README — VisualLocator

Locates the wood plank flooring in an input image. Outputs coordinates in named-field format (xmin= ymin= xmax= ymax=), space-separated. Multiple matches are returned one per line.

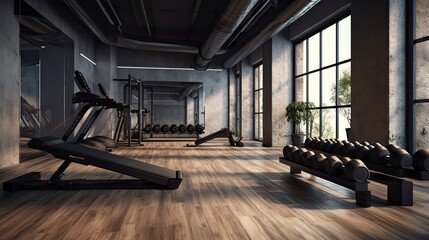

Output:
xmin=1 ymin=139 xmax=429 ymax=239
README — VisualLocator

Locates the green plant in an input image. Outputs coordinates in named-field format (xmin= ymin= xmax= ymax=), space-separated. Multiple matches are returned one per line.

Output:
xmin=285 ymin=101 xmax=316 ymax=135
xmin=330 ymin=69 xmax=351 ymax=125
xmin=194 ymin=112 xmax=199 ymax=125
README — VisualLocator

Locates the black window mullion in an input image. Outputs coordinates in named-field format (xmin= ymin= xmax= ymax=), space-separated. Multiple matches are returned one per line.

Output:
xmin=335 ymin=21 xmax=340 ymax=138
xmin=319 ymin=31 xmax=323 ymax=137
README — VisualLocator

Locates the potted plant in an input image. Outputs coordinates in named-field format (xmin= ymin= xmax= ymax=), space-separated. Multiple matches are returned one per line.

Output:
xmin=285 ymin=101 xmax=316 ymax=146
xmin=330 ymin=69 xmax=351 ymax=140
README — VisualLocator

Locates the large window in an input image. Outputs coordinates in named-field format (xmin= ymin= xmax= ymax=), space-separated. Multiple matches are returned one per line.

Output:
xmin=254 ymin=64 xmax=263 ymax=141
xmin=294 ymin=16 xmax=351 ymax=140
xmin=408 ymin=0 xmax=429 ymax=151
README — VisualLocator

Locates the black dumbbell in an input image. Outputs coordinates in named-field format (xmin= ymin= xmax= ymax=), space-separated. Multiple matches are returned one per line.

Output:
xmin=287 ymin=146 xmax=300 ymax=162
xmin=323 ymin=140 xmax=334 ymax=153
xmin=317 ymin=140 xmax=326 ymax=151
xmin=323 ymin=156 xmax=344 ymax=175
xmin=354 ymin=145 xmax=371 ymax=162
xmin=340 ymin=142 xmax=356 ymax=157
xmin=187 ymin=124 xmax=195 ymax=133
xmin=387 ymin=144 xmax=413 ymax=169
xmin=310 ymin=138 xmax=319 ymax=149
xmin=294 ymin=148 xmax=308 ymax=164
xmin=310 ymin=153 xmax=327 ymax=170
xmin=368 ymin=143 xmax=389 ymax=164
xmin=301 ymin=151 xmax=316 ymax=167
xmin=343 ymin=159 xmax=370 ymax=182
xmin=332 ymin=141 xmax=345 ymax=155
xmin=161 ymin=124 xmax=169 ymax=133
xmin=195 ymin=124 xmax=204 ymax=134
xmin=152 ymin=124 xmax=161 ymax=133
xmin=353 ymin=141 xmax=363 ymax=147
xmin=178 ymin=124 xmax=187 ymax=133
xmin=304 ymin=138 xmax=312 ymax=148
xmin=338 ymin=156 xmax=352 ymax=165
xmin=283 ymin=145 xmax=293 ymax=159
xmin=413 ymin=149 xmax=429 ymax=171
xmin=170 ymin=124 xmax=178 ymax=133
xmin=143 ymin=124 xmax=152 ymax=133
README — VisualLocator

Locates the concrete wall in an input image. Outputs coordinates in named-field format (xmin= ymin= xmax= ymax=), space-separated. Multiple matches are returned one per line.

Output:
xmin=117 ymin=49 xmax=228 ymax=135
xmin=239 ymin=58 xmax=254 ymax=140
xmin=0 ymin=0 xmax=20 ymax=168
xmin=415 ymin=0 xmax=429 ymax=149
xmin=262 ymin=34 xmax=294 ymax=147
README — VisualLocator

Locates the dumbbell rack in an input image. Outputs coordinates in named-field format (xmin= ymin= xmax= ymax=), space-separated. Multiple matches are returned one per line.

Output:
xmin=363 ymin=161 xmax=429 ymax=180
xmin=279 ymin=157 xmax=371 ymax=207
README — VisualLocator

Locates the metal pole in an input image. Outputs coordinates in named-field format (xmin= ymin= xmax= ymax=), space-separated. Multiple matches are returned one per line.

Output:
xmin=138 ymin=79 xmax=142 ymax=146
xmin=128 ymin=74 xmax=132 ymax=146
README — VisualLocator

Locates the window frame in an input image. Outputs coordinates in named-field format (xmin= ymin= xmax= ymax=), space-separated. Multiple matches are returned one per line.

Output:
xmin=293 ymin=15 xmax=352 ymax=139
xmin=253 ymin=63 xmax=263 ymax=141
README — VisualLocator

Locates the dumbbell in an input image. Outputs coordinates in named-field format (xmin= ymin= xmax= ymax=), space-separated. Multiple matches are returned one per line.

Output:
xmin=361 ymin=141 xmax=371 ymax=146
xmin=287 ymin=146 xmax=300 ymax=162
xmin=340 ymin=142 xmax=356 ymax=157
xmin=294 ymin=148 xmax=308 ymax=164
xmin=143 ymin=124 xmax=152 ymax=133
xmin=283 ymin=145 xmax=293 ymax=159
xmin=310 ymin=138 xmax=319 ymax=149
xmin=323 ymin=140 xmax=334 ymax=153
xmin=354 ymin=145 xmax=371 ymax=162
xmin=386 ymin=144 xmax=413 ymax=169
xmin=338 ymin=156 xmax=352 ymax=165
xmin=195 ymin=124 xmax=204 ymax=134
xmin=152 ymin=124 xmax=161 ymax=133
xmin=413 ymin=149 xmax=429 ymax=171
xmin=332 ymin=141 xmax=345 ymax=155
xmin=343 ymin=159 xmax=370 ymax=182
xmin=187 ymin=124 xmax=195 ymax=133
xmin=323 ymin=155 xmax=344 ymax=175
xmin=161 ymin=124 xmax=169 ymax=133
xmin=170 ymin=124 xmax=178 ymax=133
xmin=353 ymin=141 xmax=363 ymax=147
xmin=304 ymin=138 xmax=312 ymax=148
xmin=310 ymin=153 xmax=327 ymax=170
xmin=368 ymin=143 xmax=389 ymax=164
xmin=301 ymin=151 xmax=316 ymax=167
xmin=178 ymin=124 xmax=187 ymax=133
xmin=317 ymin=140 xmax=326 ymax=151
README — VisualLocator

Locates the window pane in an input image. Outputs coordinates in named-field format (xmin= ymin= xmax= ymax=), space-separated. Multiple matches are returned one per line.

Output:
xmin=259 ymin=90 xmax=263 ymax=112
xmin=254 ymin=91 xmax=259 ymax=113
xmin=295 ymin=76 xmax=307 ymax=102
xmin=254 ymin=68 xmax=259 ymax=90
xmin=338 ymin=62 xmax=351 ymax=105
xmin=308 ymin=33 xmax=320 ymax=71
xmin=416 ymin=42 xmax=429 ymax=99
xmin=259 ymin=114 xmax=263 ymax=141
xmin=338 ymin=16 xmax=351 ymax=61
xmin=416 ymin=0 xmax=429 ymax=39
xmin=309 ymin=109 xmax=320 ymax=137
xmin=254 ymin=114 xmax=258 ymax=139
xmin=259 ymin=65 xmax=263 ymax=89
xmin=322 ymin=24 xmax=336 ymax=67
xmin=295 ymin=41 xmax=307 ymax=75
xmin=322 ymin=67 xmax=336 ymax=106
xmin=322 ymin=109 xmax=336 ymax=139
xmin=338 ymin=107 xmax=351 ymax=140
xmin=416 ymin=103 xmax=429 ymax=149
xmin=308 ymin=72 xmax=320 ymax=107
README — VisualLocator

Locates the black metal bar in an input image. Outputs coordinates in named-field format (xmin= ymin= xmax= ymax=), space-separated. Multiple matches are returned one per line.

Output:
xmin=295 ymin=59 xmax=351 ymax=78
xmin=414 ymin=36 xmax=429 ymax=44
xmin=319 ymin=31 xmax=323 ymax=137
xmin=307 ymin=104 xmax=351 ymax=110
xmin=405 ymin=0 xmax=416 ymax=153
xmin=138 ymin=79 xmax=142 ymax=145
xmin=414 ymin=99 xmax=429 ymax=103
xmin=335 ymin=20 xmax=340 ymax=139
xmin=128 ymin=74 xmax=132 ymax=146
xmin=49 ymin=161 xmax=71 ymax=182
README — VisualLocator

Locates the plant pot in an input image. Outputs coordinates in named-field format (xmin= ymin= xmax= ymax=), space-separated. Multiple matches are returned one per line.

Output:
xmin=346 ymin=128 xmax=351 ymax=141
xmin=291 ymin=134 xmax=305 ymax=146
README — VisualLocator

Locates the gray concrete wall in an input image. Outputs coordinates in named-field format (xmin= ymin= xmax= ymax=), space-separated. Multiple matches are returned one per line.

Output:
xmin=262 ymin=34 xmax=294 ymax=147
xmin=351 ymin=0 xmax=390 ymax=144
xmin=117 ymin=49 xmax=228 ymax=135
xmin=0 ymin=0 xmax=20 ymax=168
xmin=239 ymin=58 xmax=254 ymax=140
xmin=415 ymin=0 xmax=429 ymax=149
xmin=388 ymin=0 xmax=406 ymax=147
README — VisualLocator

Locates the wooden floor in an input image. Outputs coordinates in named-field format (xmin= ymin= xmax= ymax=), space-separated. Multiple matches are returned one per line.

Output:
xmin=1 ymin=139 xmax=429 ymax=239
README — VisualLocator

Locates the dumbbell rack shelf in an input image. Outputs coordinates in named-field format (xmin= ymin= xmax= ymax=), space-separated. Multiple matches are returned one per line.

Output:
xmin=279 ymin=157 xmax=371 ymax=207
xmin=363 ymin=161 xmax=429 ymax=180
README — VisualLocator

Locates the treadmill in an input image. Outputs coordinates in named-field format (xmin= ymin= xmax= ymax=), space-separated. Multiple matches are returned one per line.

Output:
xmin=4 ymin=72 xmax=182 ymax=192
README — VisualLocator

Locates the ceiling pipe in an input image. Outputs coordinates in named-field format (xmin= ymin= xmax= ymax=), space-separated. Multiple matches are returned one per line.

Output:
xmin=222 ymin=0 xmax=321 ymax=69
xmin=194 ymin=0 xmax=259 ymax=70
xmin=63 ymin=0 xmax=214 ymax=54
